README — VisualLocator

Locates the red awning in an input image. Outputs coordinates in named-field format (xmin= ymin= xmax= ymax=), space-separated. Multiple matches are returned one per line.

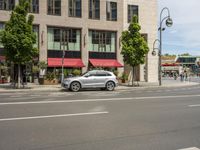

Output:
xmin=162 ymin=63 xmax=179 ymax=67
xmin=48 ymin=58 xmax=85 ymax=67
xmin=89 ymin=59 xmax=123 ymax=67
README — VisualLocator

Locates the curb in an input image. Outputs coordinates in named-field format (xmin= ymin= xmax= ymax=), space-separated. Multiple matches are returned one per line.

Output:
xmin=0 ymin=82 xmax=199 ymax=92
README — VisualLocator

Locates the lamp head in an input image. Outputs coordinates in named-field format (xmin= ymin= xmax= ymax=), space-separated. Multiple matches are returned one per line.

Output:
xmin=166 ymin=17 xmax=173 ymax=27
xmin=152 ymin=50 xmax=157 ymax=56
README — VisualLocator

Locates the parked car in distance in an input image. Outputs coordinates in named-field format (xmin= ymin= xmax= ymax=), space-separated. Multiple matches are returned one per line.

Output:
xmin=62 ymin=70 xmax=118 ymax=92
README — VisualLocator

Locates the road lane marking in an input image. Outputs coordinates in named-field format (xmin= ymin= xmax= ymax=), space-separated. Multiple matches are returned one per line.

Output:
xmin=188 ymin=104 xmax=200 ymax=107
xmin=0 ymin=111 xmax=109 ymax=122
xmin=178 ymin=147 xmax=200 ymax=150
xmin=0 ymin=94 xmax=200 ymax=106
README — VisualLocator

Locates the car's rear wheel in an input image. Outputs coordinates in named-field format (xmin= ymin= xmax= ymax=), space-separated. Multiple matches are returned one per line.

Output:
xmin=70 ymin=82 xmax=81 ymax=92
xmin=106 ymin=81 xmax=115 ymax=91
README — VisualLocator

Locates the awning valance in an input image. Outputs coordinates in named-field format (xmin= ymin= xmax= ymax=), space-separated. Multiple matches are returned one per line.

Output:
xmin=89 ymin=59 xmax=123 ymax=67
xmin=48 ymin=58 xmax=85 ymax=67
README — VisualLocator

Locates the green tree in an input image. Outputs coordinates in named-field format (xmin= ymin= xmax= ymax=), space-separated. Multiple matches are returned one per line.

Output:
xmin=0 ymin=0 xmax=38 ymax=88
xmin=121 ymin=16 xmax=149 ymax=86
xmin=180 ymin=53 xmax=190 ymax=56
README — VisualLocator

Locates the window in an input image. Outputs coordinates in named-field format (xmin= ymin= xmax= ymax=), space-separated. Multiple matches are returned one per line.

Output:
xmin=106 ymin=1 xmax=117 ymax=21
xmin=48 ymin=0 xmax=61 ymax=16
xmin=89 ymin=30 xmax=116 ymax=53
xmin=48 ymin=27 xmax=81 ymax=51
xmin=29 ymin=0 xmax=39 ymax=13
xmin=89 ymin=0 xmax=100 ymax=19
xmin=128 ymin=5 xmax=138 ymax=23
xmin=69 ymin=0 xmax=81 ymax=17
xmin=33 ymin=25 xmax=39 ymax=48
xmin=0 ymin=22 xmax=5 ymax=48
xmin=0 ymin=0 xmax=15 ymax=10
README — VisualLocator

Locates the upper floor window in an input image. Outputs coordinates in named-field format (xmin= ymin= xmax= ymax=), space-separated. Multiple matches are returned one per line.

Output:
xmin=69 ymin=0 xmax=81 ymax=17
xmin=29 ymin=0 xmax=39 ymax=13
xmin=128 ymin=5 xmax=138 ymax=23
xmin=106 ymin=1 xmax=117 ymax=21
xmin=48 ymin=0 xmax=61 ymax=16
xmin=89 ymin=0 xmax=100 ymax=19
xmin=0 ymin=0 xmax=15 ymax=11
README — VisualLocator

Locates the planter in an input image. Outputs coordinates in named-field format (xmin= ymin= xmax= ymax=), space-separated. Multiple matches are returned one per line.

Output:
xmin=39 ymin=78 xmax=44 ymax=85
xmin=121 ymin=79 xmax=126 ymax=83
xmin=43 ymin=79 xmax=59 ymax=85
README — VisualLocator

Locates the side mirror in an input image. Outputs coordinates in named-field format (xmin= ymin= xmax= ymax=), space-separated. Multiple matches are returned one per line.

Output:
xmin=84 ymin=75 xmax=89 ymax=78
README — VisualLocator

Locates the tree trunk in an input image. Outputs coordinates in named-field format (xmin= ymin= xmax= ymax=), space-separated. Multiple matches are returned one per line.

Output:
xmin=17 ymin=64 xmax=21 ymax=89
xmin=132 ymin=66 xmax=135 ymax=86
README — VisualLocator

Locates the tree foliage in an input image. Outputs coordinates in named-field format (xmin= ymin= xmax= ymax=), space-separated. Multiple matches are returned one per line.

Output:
xmin=164 ymin=53 xmax=176 ymax=57
xmin=121 ymin=16 xmax=149 ymax=67
xmin=0 ymin=0 xmax=38 ymax=64
xmin=121 ymin=16 xmax=149 ymax=85
xmin=0 ymin=0 xmax=38 ymax=88
xmin=179 ymin=53 xmax=191 ymax=56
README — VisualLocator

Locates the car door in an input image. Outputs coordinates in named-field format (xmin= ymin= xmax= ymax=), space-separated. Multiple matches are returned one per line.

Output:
xmin=80 ymin=72 xmax=96 ymax=88
xmin=94 ymin=72 xmax=108 ymax=87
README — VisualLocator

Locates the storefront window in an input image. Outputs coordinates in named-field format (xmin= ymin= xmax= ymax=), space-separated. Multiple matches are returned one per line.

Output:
xmin=33 ymin=25 xmax=39 ymax=48
xmin=0 ymin=22 xmax=5 ymax=48
xmin=47 ymin=27 xmax=81 ymax=51
xmin=89 ymin=30 xmax=116 ymax=52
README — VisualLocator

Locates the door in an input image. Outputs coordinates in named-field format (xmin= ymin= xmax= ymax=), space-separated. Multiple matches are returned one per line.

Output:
xmin=80 ymin=72 xmax=97 ymax=88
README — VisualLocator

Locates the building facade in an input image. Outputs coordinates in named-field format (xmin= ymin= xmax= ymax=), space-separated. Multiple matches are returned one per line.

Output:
xmin=0 ymin=0 xmax=158 ymax=83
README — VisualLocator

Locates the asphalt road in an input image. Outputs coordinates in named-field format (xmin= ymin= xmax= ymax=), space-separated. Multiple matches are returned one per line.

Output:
xmin=1 ymin=85 xmax=200 ymax=150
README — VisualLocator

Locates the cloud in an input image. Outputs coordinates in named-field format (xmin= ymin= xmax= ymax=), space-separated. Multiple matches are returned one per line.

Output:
xmin=158 ymin=0 xmax=200 ymax=55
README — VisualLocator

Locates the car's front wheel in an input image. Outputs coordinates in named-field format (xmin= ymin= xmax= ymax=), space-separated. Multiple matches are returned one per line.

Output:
xmin=106 ymin=81 xmax=115 ymax=91
xmin=70 ymin=82 xmax=81 ymax=92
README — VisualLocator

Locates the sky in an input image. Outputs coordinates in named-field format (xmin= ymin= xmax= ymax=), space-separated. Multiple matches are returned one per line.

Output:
xmin=158 ymin=0 xmax=200 ymax=55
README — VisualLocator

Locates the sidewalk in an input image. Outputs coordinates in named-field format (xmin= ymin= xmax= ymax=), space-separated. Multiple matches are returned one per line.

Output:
xmin=0 ymin=78 xmax=199 ymax=92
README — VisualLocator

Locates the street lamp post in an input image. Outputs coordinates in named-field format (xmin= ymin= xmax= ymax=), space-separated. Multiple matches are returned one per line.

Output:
xmin=61 ymin=30 xmax=69 ymax=83
xmin=61 ymin=31 xmax=65 ymax=83
xmin=158 ymin=7 xmax=173 ymax=86
xmin=152 ymin=39 xmax=160 ymax=56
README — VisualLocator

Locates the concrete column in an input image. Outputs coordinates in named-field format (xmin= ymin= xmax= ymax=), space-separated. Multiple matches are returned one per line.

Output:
xmin=15 ymin=0 xmax=19 ymax=4
xmin=39 ymin=24 xmax=47 ymax=62
xmin=81 ymin=0 xmax=89 ymax=73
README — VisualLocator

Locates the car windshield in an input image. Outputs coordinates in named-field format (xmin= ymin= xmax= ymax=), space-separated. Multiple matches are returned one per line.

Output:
xmin=81 ymin=72 xmax=89 ymax=76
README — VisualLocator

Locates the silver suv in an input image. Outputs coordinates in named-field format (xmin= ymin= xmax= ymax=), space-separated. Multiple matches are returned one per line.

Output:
xmin=62 ymin=70 xmax=118 ymax=92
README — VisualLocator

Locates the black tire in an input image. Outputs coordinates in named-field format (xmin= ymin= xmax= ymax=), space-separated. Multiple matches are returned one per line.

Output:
xmin=70 ymin=81 xmax=81 ymax=92
xmin=106 ymin=81 xmax=115 ymax=91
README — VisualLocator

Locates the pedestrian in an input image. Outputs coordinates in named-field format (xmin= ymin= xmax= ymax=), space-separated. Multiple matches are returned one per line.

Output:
xmin=180 ymin=73 xmax=183 ymax=82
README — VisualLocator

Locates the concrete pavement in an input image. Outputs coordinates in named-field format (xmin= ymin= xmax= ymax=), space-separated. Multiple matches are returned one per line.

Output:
xmin=0 ymin=77 xmax=199 ymax=92
xmin=1 ymin=85 xmax=200 ymax=150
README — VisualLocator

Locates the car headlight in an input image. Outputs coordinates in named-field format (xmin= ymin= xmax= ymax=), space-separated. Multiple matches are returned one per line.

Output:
xmin=63 ymin=79 xmax=70 ymax=83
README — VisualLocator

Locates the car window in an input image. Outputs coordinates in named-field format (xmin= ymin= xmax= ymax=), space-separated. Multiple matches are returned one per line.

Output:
xmin=106 ymin=73 xmax=112 ymax=76
xmin=95 ymin=72 xmax=109 ymax=77
xmin=84 ymin=72 xmax=96 ymax=77
xmin=95 ymin=73 xmax=107 ymax=77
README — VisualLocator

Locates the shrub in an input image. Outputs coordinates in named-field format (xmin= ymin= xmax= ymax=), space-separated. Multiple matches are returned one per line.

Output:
xmin=32 ymin=65 xmax=40 ymax=74
xmin=38 ymin=61 xmax=47 ymax=70
xmin=113 ymin=70 xmax=119 ymax=77
xmin=72 ymin=69 xmax=81 ymax=76
xmin=64 ymin=69 xmax=68 ymax=77
xmin=45 ymin=72 xmax=56 ymax=81
xmin=121 ymin=72 xmax=128 ymax=80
